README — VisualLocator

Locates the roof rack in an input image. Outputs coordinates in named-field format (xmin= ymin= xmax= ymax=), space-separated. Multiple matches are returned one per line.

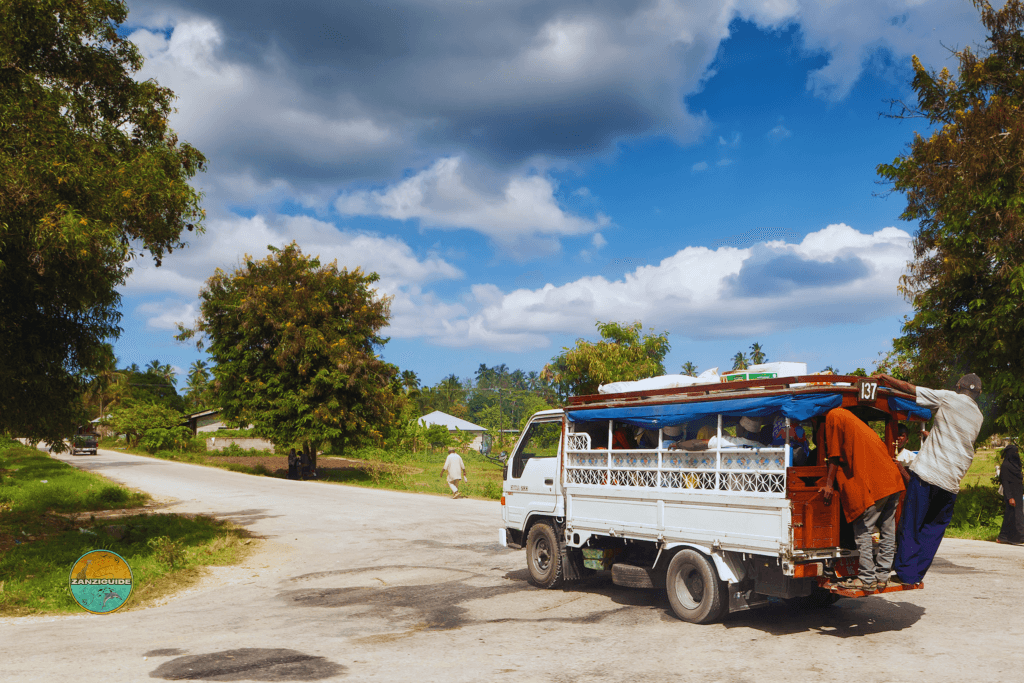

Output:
xmin=566 ymin=375 xmax=912 ymax=410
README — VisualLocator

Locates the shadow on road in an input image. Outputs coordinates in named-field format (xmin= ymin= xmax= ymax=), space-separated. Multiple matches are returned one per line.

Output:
xmin=723 ymin=597 xmax=926 ymax=636
xmin=212 ymin=508 xmax=283 ymax=527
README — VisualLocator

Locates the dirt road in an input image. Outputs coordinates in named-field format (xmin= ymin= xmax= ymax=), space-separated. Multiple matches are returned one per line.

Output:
xmin=2 ymin=448 xmax=1022 ymax=682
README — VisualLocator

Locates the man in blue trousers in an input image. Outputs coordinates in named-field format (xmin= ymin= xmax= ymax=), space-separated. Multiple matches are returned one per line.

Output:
xmin=873 ymin=373 xmax=984 ymax=586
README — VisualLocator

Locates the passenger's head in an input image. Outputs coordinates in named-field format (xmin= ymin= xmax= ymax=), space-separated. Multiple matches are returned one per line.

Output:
xmin=955 ymin=373 xmax=982 ymax=401
xmin=896 ymin=423 xmax=909 ymax=449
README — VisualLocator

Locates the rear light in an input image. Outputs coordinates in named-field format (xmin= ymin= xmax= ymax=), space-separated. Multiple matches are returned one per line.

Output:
xmin=500 ymin=496 xmax=505 ymax=505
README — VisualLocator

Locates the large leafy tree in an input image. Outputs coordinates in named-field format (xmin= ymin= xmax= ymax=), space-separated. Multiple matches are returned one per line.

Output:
xmin=543 ymin=321 xmax=671 ymax=398
xmin=878 ymin=0 xmax=1024 ymax=435
xmin=178 ymin=243 xmax=403 ymax=463
xmin=0 ymin=0 xmax=206 ymax=444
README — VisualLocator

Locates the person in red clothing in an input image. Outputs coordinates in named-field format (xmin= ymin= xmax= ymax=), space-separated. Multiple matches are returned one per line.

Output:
xmin=819 ymin=408 xmax=906 ymax=591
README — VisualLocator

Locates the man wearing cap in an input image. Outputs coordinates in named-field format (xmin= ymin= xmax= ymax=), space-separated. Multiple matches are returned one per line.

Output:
xmin=442 ymin=448 xmax=468 ymax=499
xmin=873 ymin=373 xmax=984 ymax=585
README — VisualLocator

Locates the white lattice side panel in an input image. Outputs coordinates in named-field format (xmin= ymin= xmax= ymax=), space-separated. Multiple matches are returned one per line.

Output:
xmin=566 ymin=433 xmax=591 ymax=451
xmin=567 ymin=452 xmax=608 ymax=468
xmin=567 ymin=468 xmax=607 ymax=485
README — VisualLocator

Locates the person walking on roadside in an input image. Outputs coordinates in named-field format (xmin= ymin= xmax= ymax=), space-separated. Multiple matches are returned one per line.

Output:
xmin=997 ymin=444 xmax=1024 ymax=545
xmin=873 ymin=373 xmax=985 ymax=585
xmin=442 ymin=448 xmax=468 ymax=499
xmin=818 ymin=408 xmax=905 ymax=591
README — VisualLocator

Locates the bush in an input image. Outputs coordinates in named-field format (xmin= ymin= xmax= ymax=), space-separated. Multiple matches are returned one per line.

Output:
xmin=949 ymin=485 xmax=1003 ymax=530
xmin=481 ymin=479 xmax=502 ymax=500
xmin=139 ymin=426 xmax=195 ymax=453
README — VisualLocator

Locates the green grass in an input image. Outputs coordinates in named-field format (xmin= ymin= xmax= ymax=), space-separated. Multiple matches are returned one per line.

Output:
xmin=318 ymin=446 xmax=504 ymax=499
xmin=1 ymin=441 xmax=148 ymax=517
xmin=941 ymin=447 xmax=1003 ymax=540
xmin=0 ymin=440 xmax=254 ymax=616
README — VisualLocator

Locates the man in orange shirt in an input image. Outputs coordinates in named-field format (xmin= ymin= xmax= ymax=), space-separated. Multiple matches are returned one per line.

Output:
xmin=819 ymin=408 xmax=906 ymax=591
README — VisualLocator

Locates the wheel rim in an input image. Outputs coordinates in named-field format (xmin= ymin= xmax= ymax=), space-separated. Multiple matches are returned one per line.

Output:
xmin=533 ymin=537 xmax=552 ymax=574
xmin=673 ymin=565 xmax=704 ymax=610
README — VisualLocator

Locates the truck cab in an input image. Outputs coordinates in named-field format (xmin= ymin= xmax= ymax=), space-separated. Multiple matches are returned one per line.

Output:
xmin=502 ymin=409 xmax=562 ymax=536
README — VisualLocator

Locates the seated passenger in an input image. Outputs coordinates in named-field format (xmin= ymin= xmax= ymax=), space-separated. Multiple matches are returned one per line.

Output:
xmin=669 ymin=417 xmax=770 ymax=451
xmin=770 ymin=415 xmax=811 ymax=465
xmin=612 ymin=426 xmax=636 ymax=449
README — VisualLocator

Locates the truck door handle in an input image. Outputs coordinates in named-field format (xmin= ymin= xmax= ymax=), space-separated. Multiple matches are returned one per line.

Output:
xmin=544 ymin=478 xmax=553 ymax=485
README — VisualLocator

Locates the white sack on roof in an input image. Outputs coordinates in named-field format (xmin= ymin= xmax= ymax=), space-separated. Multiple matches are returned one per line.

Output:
xmin=598 ymin=367 xmax=721 ymax=395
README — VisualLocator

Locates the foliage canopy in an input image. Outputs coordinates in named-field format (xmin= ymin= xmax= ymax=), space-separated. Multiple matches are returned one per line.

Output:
xmin=0 ymin=0 xmax=206 ymax=443
xmin=178 ymin=242 xmax=402 ymax=456
xmin=878 ymin=0 xmax=1024 ymax=435
xmin=544 ymin=321 xmax=670 ymax=398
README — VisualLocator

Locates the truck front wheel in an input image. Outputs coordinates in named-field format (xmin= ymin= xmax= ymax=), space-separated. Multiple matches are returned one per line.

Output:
xmin=526 ymin=522 xmax=563 ymax=589
xmin=666 ymin=549 xmax=726 ymax=623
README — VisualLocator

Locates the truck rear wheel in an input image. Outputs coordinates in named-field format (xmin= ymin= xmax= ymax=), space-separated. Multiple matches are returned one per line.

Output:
xmin=526 ymin=522 xmax=563 ymax=589
xmin=666 ymin=549 xmax=726 ymax=624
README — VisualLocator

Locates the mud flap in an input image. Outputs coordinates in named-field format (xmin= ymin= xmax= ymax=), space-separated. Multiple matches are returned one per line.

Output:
xmin=558 ymin=534 xmax=584 ymax=581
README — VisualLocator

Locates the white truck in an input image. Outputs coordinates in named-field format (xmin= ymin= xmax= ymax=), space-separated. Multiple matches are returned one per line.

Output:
xmin=500 ymin=375 xmax=927 ymax=623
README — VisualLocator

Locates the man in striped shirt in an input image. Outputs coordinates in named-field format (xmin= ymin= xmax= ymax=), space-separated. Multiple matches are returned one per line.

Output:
xmin=874 ymin=373 xmax=984 ymax=586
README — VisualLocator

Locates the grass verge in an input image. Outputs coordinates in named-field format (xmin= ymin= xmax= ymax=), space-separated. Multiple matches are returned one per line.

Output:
xmin=0 ymin=439 xmax=254 ymax=616
xmin=943 ymin=447 xmax=1003 ymax=540
xmin=317 ymin=447 xmax=504 ymax=499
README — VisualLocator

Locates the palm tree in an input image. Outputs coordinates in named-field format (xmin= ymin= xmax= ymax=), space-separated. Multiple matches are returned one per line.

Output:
xmin=731 ymin=352 xmax=749 ymax=371
xmin=188 ymin=360 xmax=209 ymax=383
xmin=400 ymin=369 xmax=420 ymax=393
xmin=749 ymin=342 xmax=766 ymax=365
xmin=161 ymin=363 xmax=177 ymax=386
xmin=681 ymin=361 xmax=699 ymax=376
xmin=185 ymin=360 xmax=211 ymax=409
xmin=89 ymin=344 xmax=122 ymax=418
xmin=526 ymin=371 xmax=540 ymax=391
xmin=437 ymin=374 xmax=464 ymax=413
xmin=823 ymin=365 xmax=838 ymax=374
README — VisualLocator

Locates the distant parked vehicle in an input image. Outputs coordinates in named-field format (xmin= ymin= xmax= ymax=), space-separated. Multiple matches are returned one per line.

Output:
xmin=72 ymin=433 xmax=99 ymax=455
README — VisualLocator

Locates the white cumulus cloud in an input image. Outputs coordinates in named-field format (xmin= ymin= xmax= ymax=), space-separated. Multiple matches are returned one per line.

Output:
xmin=411 ymin=223 xmax=913 ymax=351
xmin=335 ymin=157 xmax=609 ymax=259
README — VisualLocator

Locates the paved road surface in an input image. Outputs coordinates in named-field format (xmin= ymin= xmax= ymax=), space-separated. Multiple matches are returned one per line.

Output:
xmin=1 ymin=448 xmax=1022 ymax=682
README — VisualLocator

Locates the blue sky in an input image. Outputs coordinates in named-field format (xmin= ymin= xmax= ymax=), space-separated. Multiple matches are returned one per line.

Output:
xmin=113 ymin=0 xmax=988 ymax=387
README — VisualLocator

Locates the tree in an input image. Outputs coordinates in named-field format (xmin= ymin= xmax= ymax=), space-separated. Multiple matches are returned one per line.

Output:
xmin=435 ymin=374 xmax=467 ymax=416
xmin=681 ymin=361 xmax=699 ymax=377
xmin=543 ymin=321 xmax=671 ymax=398
xmin=85 ymin=343 xmax=122 ymax=419
xmin=0 ymin=0 xmax=206 ymax=445
xmin=878 ymin=0 xmax=1024 ymax=435
xmin=749 ymin=342 xmax=766 ymax=365
xmin=184 ymin=360 xmax=214 ymax=412
xmin=178 ymin=242 xmax=402 ymax=463
xmin=400 ymin=370 xmax=420 ymax=393
xmin=104 ymin=401 xmax=185 ymax=448
xmin=731 ymin=352 xmax=749 ymax=371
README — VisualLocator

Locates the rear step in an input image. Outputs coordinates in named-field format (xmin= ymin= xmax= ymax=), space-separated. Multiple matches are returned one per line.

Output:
xmin=821 ymin=580 xmax=924 ymax=598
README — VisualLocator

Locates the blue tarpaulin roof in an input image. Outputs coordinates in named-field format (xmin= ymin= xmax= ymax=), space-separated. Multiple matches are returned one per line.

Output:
xmin=887 ymin=397 xmax=932 ymax=422
xmin=566 ymin=392 xmax=844 ymax=429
